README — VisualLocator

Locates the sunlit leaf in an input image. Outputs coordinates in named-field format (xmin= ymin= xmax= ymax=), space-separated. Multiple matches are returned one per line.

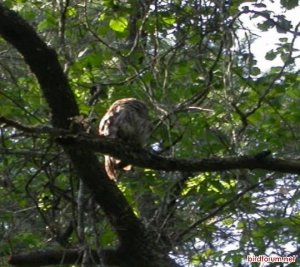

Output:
xmin=109 ymin=17 xmax=128 ymax=32
xmin=162 ymin=16 xmax=176 ymax=25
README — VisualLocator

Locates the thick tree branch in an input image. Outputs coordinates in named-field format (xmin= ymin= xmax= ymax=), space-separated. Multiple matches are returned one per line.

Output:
xmin=62 ymin=136 xmax=300 ymax=174
xmin=8 ymin=249 xmax=120 ymax=267
xmin=1 ymin=116 xmax=300 ymax=175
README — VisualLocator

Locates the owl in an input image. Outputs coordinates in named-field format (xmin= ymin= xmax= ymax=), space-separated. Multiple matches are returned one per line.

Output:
xmin=99 ymin=98 xmax=152 ymax=181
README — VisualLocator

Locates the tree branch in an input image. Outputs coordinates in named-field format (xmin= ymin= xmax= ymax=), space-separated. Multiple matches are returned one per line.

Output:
xmin=2 ymin=116 xmax=300 ymax=175
xmin=8 ymin=249 xmax=120 ymax=267
xmin=65 ymin=136 xmax=300 ymax=174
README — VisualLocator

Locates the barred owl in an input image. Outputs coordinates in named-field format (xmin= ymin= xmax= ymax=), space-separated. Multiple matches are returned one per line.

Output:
xmin=99 ymin=98 xmax=152 ymax=181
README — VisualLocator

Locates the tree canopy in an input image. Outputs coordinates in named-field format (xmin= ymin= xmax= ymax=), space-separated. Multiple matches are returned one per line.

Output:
xmin=0 ymin=0 xmax=300 ymax=266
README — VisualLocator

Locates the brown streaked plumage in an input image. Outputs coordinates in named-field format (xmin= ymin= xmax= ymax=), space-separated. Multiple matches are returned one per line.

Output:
xmin=99 ymin=98 xmax=152 ymax=181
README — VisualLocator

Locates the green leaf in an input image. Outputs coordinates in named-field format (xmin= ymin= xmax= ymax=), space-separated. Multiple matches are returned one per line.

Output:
xmin=280 ymin=0 xmax=298 ymax=9
xmin=254 ymin=3 xmax=266 ymax=8
xmin=162 ymin=16 xmax=176 ymax=25
xmin=276 ymin=16 xmax=292 ymax=33
xmin=279 ymin=37 xmax=288 ymax=42
xmin=66 ymin=6 xmax=77 ymax=17
xmin=37 ymin=13 xmax=56 ymax=31
xmin=250 ymin=67 xmax=261 ymax=76
xmin=109 ymin=17 xmax=128 ymax=32
xmin=265 ymin=50 xmax=277 ymax=61
xmin=257 ymin=20 xmax=274 ymax=31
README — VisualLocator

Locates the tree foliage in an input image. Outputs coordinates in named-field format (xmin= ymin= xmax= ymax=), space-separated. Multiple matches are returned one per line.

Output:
xmin=0 ymin=0 xmax=300 ymax=266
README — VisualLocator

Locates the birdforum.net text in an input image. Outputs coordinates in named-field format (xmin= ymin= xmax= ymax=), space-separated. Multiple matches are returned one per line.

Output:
xmin=246 ymin=255 xmax=296 ymax=263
